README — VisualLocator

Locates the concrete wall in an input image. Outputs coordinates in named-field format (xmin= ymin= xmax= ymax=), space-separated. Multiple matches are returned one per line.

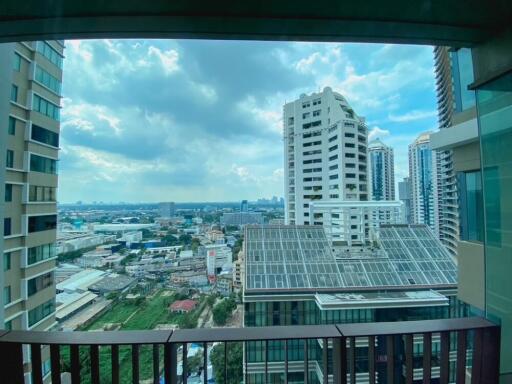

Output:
xmin=457 ymin=241 xmax=485 ymax=309
xmin=472 ymin=28 xmax=512 ymax=86
xmin=453 ymin=141 xmax=480 ymax=173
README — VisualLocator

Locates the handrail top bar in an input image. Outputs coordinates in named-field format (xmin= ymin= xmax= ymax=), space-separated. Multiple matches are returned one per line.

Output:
xmin=0 ymin=317 xmax=498 ymax=345
xmin=170 ymin=325 xmax=340 ymax=343
xmin=337 ymin=317 xmax=498 ymax=337
xmin=0 ymin=329 xmax=173 ymax=345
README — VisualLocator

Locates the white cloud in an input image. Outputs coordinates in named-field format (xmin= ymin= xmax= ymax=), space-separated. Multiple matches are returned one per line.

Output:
xmin=148 ymin=46 xmax=180 ymax=75
xmin=388 ymin=110 xmax=437 ymax=122
xmin=368 ymin=126 xmax=390 ymax=141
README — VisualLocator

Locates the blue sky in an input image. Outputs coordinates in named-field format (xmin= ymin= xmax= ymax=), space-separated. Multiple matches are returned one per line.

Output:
xmin=59 ymin=40 xmax=438 ymax=203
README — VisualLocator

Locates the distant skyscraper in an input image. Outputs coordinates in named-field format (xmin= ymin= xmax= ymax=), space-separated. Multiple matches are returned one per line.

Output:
xmin=408 ymin=132 xmax=440 ymax=235
xmin=284 ymin=87 xmax=368 ymax=225
xmin=398 ymin=177 xmax=413 ymax=224
xmin=158 ymin=202 xmax=175 ymax=218
xmin=1 ymin=41 xmax=64 ymax=333
xmin=240 ymin=200 xmax=248 ymax=212
xmin=368 ymin=139 xmax=395 ymax=200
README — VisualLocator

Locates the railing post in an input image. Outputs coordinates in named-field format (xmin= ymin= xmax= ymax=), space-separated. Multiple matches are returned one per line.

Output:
xmin=0 ymin=340 xmax=24 ymax=384
xmin=332 ymin=337 xmax=342 ymax=384
xmin=479 ymin=326 xmax=501 ymax=384
xmin=165 ymin=342 xmax=178 ymax=384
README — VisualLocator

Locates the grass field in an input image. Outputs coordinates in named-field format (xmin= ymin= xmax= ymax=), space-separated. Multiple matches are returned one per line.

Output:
xmin=60 ymin=289 xmax=205 ymax=384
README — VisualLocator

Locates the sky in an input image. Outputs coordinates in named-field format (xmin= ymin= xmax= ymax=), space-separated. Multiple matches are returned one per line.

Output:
xmin=59 ymin=40 xmax=438 ymax=203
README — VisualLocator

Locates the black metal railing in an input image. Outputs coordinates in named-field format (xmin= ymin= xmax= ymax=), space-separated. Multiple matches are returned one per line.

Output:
xmin=0 ymin=317 xmax=500 ymax=384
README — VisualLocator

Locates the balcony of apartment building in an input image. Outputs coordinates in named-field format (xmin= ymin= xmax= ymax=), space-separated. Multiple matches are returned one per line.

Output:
xmin=1 ymin=1 xmax=512 ymax=383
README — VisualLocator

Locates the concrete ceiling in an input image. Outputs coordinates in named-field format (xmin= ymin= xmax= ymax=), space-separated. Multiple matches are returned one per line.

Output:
xmin=0 ymin=0 xmax=511 ymax=45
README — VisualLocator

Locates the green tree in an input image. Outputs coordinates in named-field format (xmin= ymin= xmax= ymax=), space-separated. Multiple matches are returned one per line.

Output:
xmin=179 ymin=313 xmax=198 ymax=329
xmin=210 ymin=342 xmax=243 ymax=384
xmin=212 ymin=298 xmax=236 ymax=326
xmin=179 ymin=234 xmax=193 ymax=245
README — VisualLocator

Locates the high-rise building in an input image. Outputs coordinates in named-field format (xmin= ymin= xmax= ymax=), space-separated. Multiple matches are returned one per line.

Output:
xmin=431 ymin=47 xmax=477 ymax=256
xmin=240 ymin=199 xmax=248 ymax=212
xmin=284 ymin=87 xmax=368 ymax=225
xmin=368 ymin=138 xmax=395 ymax=200
xmin=398 ymin=177 xmax=413 ymax=224
xmin=408 ymin=132 xmax=440 ymax=235
xmin=1 ymin=41 xmax=64 ymax=332
xmin=158 ymin=202 xmax=175 ymax=218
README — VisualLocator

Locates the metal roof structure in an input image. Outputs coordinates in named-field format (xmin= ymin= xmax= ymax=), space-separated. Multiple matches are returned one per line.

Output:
xmin=244 ymin=224 xmax=456 ymax=293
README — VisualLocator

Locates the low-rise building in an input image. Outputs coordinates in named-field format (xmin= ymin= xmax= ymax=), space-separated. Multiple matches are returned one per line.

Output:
xmin=79 ymin=249 xmax=112 ymax=268
xmin=170 ymin=299 xmax=197 ymax=313
xmin=217 ymin=273 xmax=233 ymax=296
xmin=89 ymin=274 xmax=137 ymax=295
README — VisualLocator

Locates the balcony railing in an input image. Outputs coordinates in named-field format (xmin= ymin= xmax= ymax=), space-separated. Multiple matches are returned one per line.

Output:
xmin=0 ymin=317 xmax=499 ymax=384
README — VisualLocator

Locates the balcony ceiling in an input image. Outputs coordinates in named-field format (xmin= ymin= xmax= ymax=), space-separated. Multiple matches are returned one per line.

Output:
xmin=0 ymin=0 xmax=511 ymax=45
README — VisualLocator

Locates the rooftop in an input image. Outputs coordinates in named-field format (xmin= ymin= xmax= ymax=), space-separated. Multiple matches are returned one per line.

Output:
xmin=244 ymin=224 xmax=456 ymax=293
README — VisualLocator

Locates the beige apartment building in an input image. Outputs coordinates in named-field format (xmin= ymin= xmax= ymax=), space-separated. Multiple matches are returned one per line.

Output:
xmin=2 ymin=40 xmax=63 ymax=340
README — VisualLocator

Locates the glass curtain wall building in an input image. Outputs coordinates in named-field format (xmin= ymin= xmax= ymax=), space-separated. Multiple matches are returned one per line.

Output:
xmin=243 ymin=225 xmax=468 ymax=384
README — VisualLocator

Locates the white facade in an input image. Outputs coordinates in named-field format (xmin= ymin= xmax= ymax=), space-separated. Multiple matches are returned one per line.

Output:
xmin=284 ymin=87 xmax=369 ymax=225
xmin=309 ymin=200 xmax=404 ymax=246
xmin=368 ymin=139 xmax=395 ymax=200
xmin=408 ymin=132 xmax=440 ymax=236
xmin=205 ymin=244 xmax=232 ymax=276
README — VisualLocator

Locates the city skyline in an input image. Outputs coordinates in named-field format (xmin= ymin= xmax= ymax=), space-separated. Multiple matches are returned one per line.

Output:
xmin=59 ymin=39 xmax=438 ymax=203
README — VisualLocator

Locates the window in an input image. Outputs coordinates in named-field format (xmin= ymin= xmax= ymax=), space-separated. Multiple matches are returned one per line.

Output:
xmin=3 ymin=252 xmax=11 ymax=271
xmin=302 ymin=102 xmax=310 ymax=108
xmin=346 ymin=163 xmax=356 ymax=168
xmin=345 ymin=133 xmax=355 ymax=138
xmin=28 ymin=215 xmax=57 ymax=233
xmin=3 ymin=286 xmax=11 ymax=304
xmin=329 ymin=154 xmax=338 ymax=161
xmin=4 ymin=218 xmax=11 ymax=236
xmin=303 ymin=141 xmax=321 ymax=147
xmin=4 ymin=320 xmax=12 ymax=331
xmin=330 ymin=194 xmax=339 ymax=198
xmin=36 ymin=42 xmax=63 ymax=68
xmin=304 ymin=168 xmax=322 ymax=173
xmin=30 ymin=154 xmax=58 ymax=174
xmin=345 ymin=143 xmax=355 ymax=148
xmin=302 ymin=120 xmax=321 ymax=129
xmin=313 ymin=110 xmax=321 ymax=116
xmin=35 ymin=65 xmax=62 ymax=94
xmin=458 ymin=171 xmax=484 ymax=242
xmin=28 ymin=272 xmax=54 ymax=296
xmin=329 ymin=164 xmax=338 ymax=170
xmin=303 ymin=158 xmax=321 ymax=165
xmin=8 ymin=117 xmax=15 ymax=135
xmin=329 ymin=135 xmax=338 ymax=142
xmin=345 ymin=173 xmax=356 ymax=178
xmin=32 ymin=94 xmax=60 ymax=120
xmin=312 ymin=99 xmax=321 ymax=105
xmin=303 ymin=131 xmax=321 ymax=139
xmin=329 ymin=184 xmax=339 ymax=190
xmin=346 ymin=153 xmax=355 ymax=158
xmin=329 ymin=145 xmax=338 ymax=152
xmin=28 ymin=299 xmax=55 ymax=327
xmin=10 ymin=85 xmax=18 ymax=102
xmin=302 ymin=112 xmax=310 ymax=119
xmin=31 ymin=124 xmax=59 ymax=147
xmin=6 ymin=149 xmax=14 ymax=168
xmin=329 ymin=174 xmax=339 ymax=180
xmin=288 ymin=117 xmax=294 ymax=125
xmin=5 ymin=184 xmax=12 ymax=202
xmin=28 ymin=244 xmax=56 ymax=265
xmin=303 ymin=150 xmax=321 ymax=156
xmin=13 ymin=53 xmax=21 ymax=71
xmin=29 ymin=185 xmax=57 ymax=202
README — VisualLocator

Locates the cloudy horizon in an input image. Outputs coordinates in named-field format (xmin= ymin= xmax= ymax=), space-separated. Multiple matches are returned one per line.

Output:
xmin=59 ymin=40 xmax=438 ymax=203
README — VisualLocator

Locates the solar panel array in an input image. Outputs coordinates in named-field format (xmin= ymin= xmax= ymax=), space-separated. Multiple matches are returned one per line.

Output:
xmin=245 ymin=225 xmax=457 ymax=291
